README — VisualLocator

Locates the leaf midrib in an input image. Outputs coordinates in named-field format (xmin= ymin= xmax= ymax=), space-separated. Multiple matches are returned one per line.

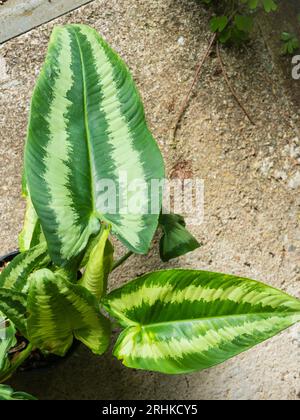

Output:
xmin=72 ymin=28 xmax=96 ymax=216
xmin=117 ymin=311 xmax=300 ymax=330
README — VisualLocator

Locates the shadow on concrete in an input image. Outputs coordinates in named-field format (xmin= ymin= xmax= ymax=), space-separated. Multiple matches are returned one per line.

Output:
xmin=8 ymin=340 xmax=195 ymax=400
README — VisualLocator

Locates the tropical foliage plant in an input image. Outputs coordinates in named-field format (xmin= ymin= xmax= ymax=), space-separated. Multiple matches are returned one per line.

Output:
xmin=0 ymin=24 xmax=299 ymax=398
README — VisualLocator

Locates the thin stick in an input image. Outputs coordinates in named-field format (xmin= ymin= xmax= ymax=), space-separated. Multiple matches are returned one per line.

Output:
xmin=170 ymin=32 xmax=217 ymax=142
xmin=112 ymin=251 xmax=133 ymax=271
xmin=216 ymin=42 xmax=255 ymax=126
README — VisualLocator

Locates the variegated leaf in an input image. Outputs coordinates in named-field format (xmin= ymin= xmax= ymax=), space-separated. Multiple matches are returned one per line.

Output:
xmin=0 ymin=244 xmax=50 ymax=293
xmin=0 ymin=316 xmax=16 ymax=372
xmin=103 ymin=270 xmax=300 ymax=374
xmin=27 ymin=269 xmax=111 ymax=356
xmin=0 ymin=289 xmax=28 ymax=337
xmin=79 ymin=224 xmax=114 ymax=301
xmin=25 ymin=24 xmax=165 ymax=266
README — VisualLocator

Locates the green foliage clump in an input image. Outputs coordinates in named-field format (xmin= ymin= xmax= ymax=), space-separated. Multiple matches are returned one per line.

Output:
xmin=198 ymin=0 xmax=279 ymax=44
xmin=281 ymin=32 xmax=300 ymax=55
xmin=280 ymin=15 xmax=300 ymax=55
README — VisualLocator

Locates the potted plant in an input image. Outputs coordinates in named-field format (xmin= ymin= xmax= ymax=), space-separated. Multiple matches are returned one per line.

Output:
xmin=0 ymin=24 xmax=299 ymax=398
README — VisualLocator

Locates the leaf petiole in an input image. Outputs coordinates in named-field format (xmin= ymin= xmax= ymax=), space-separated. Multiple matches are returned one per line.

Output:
xmin=112 ymin=252 xmax=134 ymax=271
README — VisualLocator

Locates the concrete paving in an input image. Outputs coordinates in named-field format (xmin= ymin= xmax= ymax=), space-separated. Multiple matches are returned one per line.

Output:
xmin=0 ymin=0 xmax=95 ymax=43
xmin=0 ymin=0 xmax=299 ymax=400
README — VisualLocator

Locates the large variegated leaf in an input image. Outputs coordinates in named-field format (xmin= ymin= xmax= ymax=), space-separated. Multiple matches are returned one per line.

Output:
xmin=103 ymin=270 xmax=300 ymax=374
xmin=27 ymin=269 xmax=111 ymax=356
xmin=0 ymin=316 xmax=16 ymax=372
xmin=0 ymin=385 xmax=36 ymax=401
xmin=79 ymin=225 xmax=114 ymax=300
xmin=25 ymin=24 xmax=165 ymax=266
xmin=0 ymin=244 xmax=50 ymax=293
xmin=0 ymin=289 xmax=27 ymax=336
xmin=159 ymin=214 xmax=201 ymax=262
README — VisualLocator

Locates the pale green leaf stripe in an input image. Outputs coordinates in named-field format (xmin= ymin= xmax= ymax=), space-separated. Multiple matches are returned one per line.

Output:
xmin=27 ymin=269 xmax=111 ymax=356
xmin=80 ymin=224 xmax=114 ymax=300
xmin=0 ymin=289 xmax=27 ymax=337
xmin=25 ymin=24 xmax=164 ymax=266
xmin=103 ymin=270 xmax=300 ymax=374
xmin=0 ymin=244 xmax=50 ymax=293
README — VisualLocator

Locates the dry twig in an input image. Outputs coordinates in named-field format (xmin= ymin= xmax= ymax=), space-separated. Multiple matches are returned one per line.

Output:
xmin=170 ymin=32 xmax=217 ymax=143
xmin=216 ymin=41 xmax=255 ymax=126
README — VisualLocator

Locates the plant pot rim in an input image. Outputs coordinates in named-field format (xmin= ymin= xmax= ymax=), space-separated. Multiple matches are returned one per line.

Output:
xmin=0 ymin=250 xmax=19 ymax=266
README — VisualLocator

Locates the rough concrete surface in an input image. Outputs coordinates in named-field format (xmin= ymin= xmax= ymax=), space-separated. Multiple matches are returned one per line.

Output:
xmin=0 ymin=0 xmax=299 ymax=400
xmin=0 ymin=0 xmax=94 ymax=43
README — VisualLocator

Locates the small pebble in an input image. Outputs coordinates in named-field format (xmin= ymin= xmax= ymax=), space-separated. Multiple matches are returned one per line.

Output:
xmin=273 ymin=170 xmax=288 ymax=181
xmin=177 ymin=36 xmax=185 ymax=46
xmin=288 ymin=172 xmax=300 ymax=189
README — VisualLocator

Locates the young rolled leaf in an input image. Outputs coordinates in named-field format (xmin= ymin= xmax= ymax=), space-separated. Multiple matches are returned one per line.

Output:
xmin=19 ymin=196 xmax=44 ymax=253
xmin=27 ymin=269 xmax=111 ymax=356
xmin=19 ymin=175 xmax=45 ymax=252
xmin=79 ymin=224 xmax=114 ymax=300
xmin=0 ymin=317 xmax=16 ymax=373
xmin=0 ymin=385 xmax=36 ymax=401
xmin=25 ymin=24 xmax=165 ymax=266
xmin=0 ymin=244 xmax=50 ymax=293
xmin=159 ymin=214 xmax=201 ymax=262
xmin=103 ymin=270 xmax=300 ymax=374
xmin=80 ymin=230 xmax=103 ymax=269
xmin=0 ymin=289 xmax=28 ymax=337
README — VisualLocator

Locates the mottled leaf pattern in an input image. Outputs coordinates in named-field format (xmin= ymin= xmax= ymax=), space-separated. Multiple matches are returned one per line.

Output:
xmin=0 ymin=289 xmax=27 ymax=336
xmin=25 ymin=24 xmax=164 ymax=266
xmin=27 ymin=269 xmax=111 ymax=356
xmin=0 ymin=244 xmax=50 ymax=293
xmin=0 ymin=287 xmax=27 ymax=337
xmin=103 ymin=270 xmax=300 ymax=374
